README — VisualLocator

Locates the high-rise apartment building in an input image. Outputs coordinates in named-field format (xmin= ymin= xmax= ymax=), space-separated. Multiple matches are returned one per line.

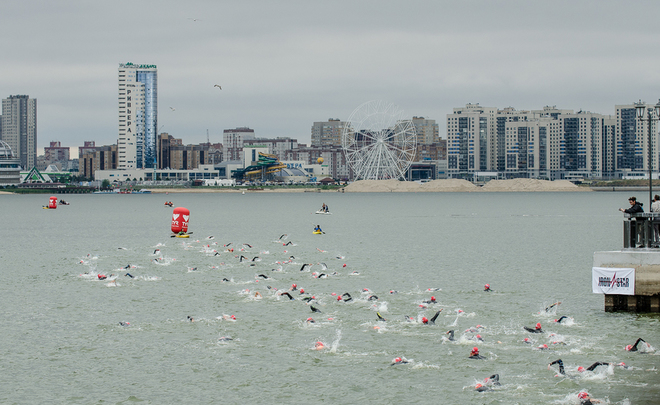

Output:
xmin=411 ymin=116 xmax=440 ymax=145
xmin=446 ymin=104 xmax=496 ymax=176
xmin=311 ymin=119 xmax=345 ymax=147
xmin=118 ymin=62 xmax=157 ymax=169
xmin=1 ymin=95 xmax=37 ymax=169
xmin=223 ymin=127 xmax=255 ymax=161
xmin=615 ymin=103 xmax=660 ymax=175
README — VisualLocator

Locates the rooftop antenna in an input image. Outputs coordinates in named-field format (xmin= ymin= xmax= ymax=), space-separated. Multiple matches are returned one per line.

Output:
xmin=207 ymin=129 xmax=210 ymax=145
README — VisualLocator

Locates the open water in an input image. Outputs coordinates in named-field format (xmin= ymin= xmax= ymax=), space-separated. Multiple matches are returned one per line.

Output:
xmin=0 ymin=191 xmax=658 ymax=404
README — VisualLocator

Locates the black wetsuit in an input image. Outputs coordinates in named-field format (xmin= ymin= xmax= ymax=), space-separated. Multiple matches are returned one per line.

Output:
xmin=485 ymin=374 xmax=500 ymax=385
xmin=524 ymin=326 xmax=543 ymax=333
xmin=342 ymin=293 xmax=352 ymax=302
xmin=586 ymin=362 xmax=610 ymax=371
xmin=555 ymin=316 xmax=568 ymax=323
xmin=446 ymin=330 xmax=455 ymax=341
xmin=310 ymin=305 xmax=321 ymax=313
xmin=629 ymin=338 xmax=647 ymax=352
xmin=368 ymin=295 xmax=379 ymax=301
xmin=258 ymin=274 xmax=269 ymax=279
xmin=377 ymin=312 xmax=386 ymax=321
xmin=280 ymin=292 xmax=294 ymax=300
xmin=549 ymin=359 xmax=565 ymax=375
xmin=300 ymin=264 xmax=311 ymax=271
xmin=469 ymin=354 xmax=486 ymax=360
xmin=125 ymin=273 xmax=134 ymax=278
xmin=429 ymin=310 xmax=442 ymax=325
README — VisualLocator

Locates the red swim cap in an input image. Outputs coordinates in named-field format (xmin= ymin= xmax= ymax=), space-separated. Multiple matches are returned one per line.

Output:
xmin=431 ymin=296 xmax=436 ymax=301
xmin=471 ymin=347 xmax=479 ymax=354
xmin=342 ymin=264 xmax=346 ymax=267
xmin=422 ymin=317 xmax=428 ymax=324
xmin=578 ymin=366 xmax=585 ymax=372
xmin=300 ymin=288 xmax=304 ymax=293
xmin=292 ymin=284 xmax=297 ymax=288
xmin=475 ymin=383 xmax=482 ymax=389
xmin=476 ymin=334 xmax=482 ymax=339
xmin=536 ymin=322 xmax=541 ymax=329
xmin=625 ymin=344 xmax=633 ymax=351
xmin=485 ymin=284 xmax=490 ymax=288
xmin=337 ymin=296 xmax=342 ymax=301
xmin=394 ymin=357 xmax=402 ymax=363
xmin=523 ymin=338 xmax=530 ymax=342
xmin=230 ymin=315 xmax=236 ymax=320
xmin=578 ymin=392 xmax=588 ymax=399
xmin=306 ymin=317 xmax=313 ymax=322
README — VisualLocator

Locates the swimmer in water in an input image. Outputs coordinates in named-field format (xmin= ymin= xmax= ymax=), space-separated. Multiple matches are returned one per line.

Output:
xmin=306 ymin=317 xmax=315 ymax=324
xmin=524 ymin=322 xmax=543 ymax=333
xmin=300 ymin=263 xmax=311 ymax=271
xmin=97 ymin=274 xmax=107 ymax=280
xmin=251 ymin=256 xmax=260 ymax=261
xmin=446 ymin=330 xmax=455 ymax=341
xmin=376 ymin=312 xmax=386 ymax=322
xmin=218 ymin=336 xmax=233 ymax=341
xmin=279 ymin=234 xmax=287 ymax=240
xmin=484 ymin=284 xmax=492 ymax=292
xmin=222 ymin=278 xmax=230 ymax=282
xmin=580 ymin=362 xmax=611 ymax=372
xmin=427 ymin=287 xmax=441 ymax=292
xmin=254 ymin=291 xmax=262 ymax=298
xmin=554 ymin=315 xmax=569 ymax=323
xmin=310 ymin=305 xmax=321 ymax=313
xmin=577 ymin=391 xmax=602 ymax=404
xmin=119 ymin=322 xmax=130 ymax=327
xmin=257 ymin=274 xmax=269 ymax=279
xmin=428 ymin=310 xmax=442 ymax=325
xmin=187 ymin=316 xmax=194 ymax=322
xmin=279 ymin=292 xmax=294 ymax=300
xmin=389 ymin=290 xmax=398 ymax=294
xmin=422 ymin=296 xmax=437 ymax=304
xmin=390 ymin=357 xmax=409 ymax=366
xmin=284 ymin=241 xmax=293 ymax=246
xmin=523 ymin=337 xmax=532 ymax=344
xmin=625 ymin=338 xmax=651 ymax=352
xmin=548 ymin=359 xmax=565 ymax=375
xmin=545 ymin=301 xmax=561 ymax=312
xmin=368 ymin=295 xmax=379 ymax=301
xmin=125 ymin=273 xmax=134 ymax=278
xmin=153 ymin=249 xmax=160 ymax=254
xmin=468 ymin=347 xmax=486 ymax=360
xmin=483 ymin=374 xmax=500 ymax=386
xmin=341 ymin=292 xmax=352 ymax=302
xmin=243 ymin=243 xmax=253 ymax=248
xmin=239 ymin=255 xmax=248 ymax=262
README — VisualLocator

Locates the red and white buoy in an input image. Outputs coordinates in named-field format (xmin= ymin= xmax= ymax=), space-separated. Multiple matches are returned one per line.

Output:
xmin=171 ymin=207 xmax=190 ymax=233
xmin=48 ymin=196 xmax=57 ymax=209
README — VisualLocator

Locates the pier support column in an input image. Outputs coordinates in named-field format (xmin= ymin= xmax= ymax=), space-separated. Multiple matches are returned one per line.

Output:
xmin=604 ymin=295 xmax=615 ymax=312
xmin=627 ymin=296 xmax=637 ymax=311
xmin=651 ymin=296 xmax=660 ymax=312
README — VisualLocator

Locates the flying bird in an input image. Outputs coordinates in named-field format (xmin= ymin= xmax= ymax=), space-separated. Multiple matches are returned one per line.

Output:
xmin=214 ymin=84 xmax=222 ymax=90
xmin=187 ymin=18 xmax=201 ymax=22
xmin=169 ymin=107 xmax=176 ymax=111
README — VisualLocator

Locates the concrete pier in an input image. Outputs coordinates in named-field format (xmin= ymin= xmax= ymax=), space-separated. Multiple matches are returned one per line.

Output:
xmin=593 ymin=250 xmax=660 ymax=312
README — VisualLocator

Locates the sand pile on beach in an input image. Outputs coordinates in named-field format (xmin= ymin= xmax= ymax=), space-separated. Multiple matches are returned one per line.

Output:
xmin=480 ymin=178 xmax=585 ymax=192
xmin=344 ymin=179 xmax=478 ymax=192
xmin=343 ymin=178 xmax=587 ymax=192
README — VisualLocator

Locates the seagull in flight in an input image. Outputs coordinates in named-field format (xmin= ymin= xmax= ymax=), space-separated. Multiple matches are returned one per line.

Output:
xmin=169 ymin=107 xmax=176 ymax=111
xmin=187 ymin=18 xmax=201 ymax=22
xmin=214 ymin=84 xmax=222 ymax=90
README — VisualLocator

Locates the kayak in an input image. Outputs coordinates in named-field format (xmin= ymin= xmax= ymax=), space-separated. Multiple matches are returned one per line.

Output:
xmin=313 ymin=231 xmax=323 ymax=235
xmin=315 ymin=210 xmax=331 ymax=215
xmin=176 ymin=234 xmax=190 ymax=238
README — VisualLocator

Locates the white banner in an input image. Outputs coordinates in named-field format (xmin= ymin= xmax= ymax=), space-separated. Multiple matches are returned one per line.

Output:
xmin=592 ymin=267 xmax=635 ymax=295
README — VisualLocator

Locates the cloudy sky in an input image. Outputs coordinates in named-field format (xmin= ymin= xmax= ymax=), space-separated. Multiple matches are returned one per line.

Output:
xmin=3 ymin=0 xmax=660 ymax=156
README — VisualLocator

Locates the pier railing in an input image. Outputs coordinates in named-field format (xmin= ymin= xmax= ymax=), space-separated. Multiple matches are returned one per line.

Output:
xmin=623 ymin=213 xmax=660 ymax=248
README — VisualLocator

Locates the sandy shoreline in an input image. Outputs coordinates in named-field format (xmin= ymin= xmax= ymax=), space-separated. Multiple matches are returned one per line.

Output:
xmin=0 ymin=179 xmax=594 ymax=194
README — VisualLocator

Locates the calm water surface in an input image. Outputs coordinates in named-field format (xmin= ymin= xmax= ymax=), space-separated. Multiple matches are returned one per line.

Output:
xmin=0 ymin=191 xmax=658 ymax=404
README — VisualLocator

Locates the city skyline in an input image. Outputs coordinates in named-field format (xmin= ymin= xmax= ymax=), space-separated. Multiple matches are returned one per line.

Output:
xmin=3 ymin=1 xmax=660 ymax=155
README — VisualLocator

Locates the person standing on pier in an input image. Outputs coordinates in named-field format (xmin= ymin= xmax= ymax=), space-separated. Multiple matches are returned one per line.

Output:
xmin=651 ymin=195 xmax=660 ymax=246
xmin=619 ymin=196 xmax=644 ymax=247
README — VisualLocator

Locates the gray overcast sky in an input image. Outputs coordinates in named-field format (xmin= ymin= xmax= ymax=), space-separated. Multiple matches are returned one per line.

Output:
xmin=3 ymin=0 xmax=660 ymax=155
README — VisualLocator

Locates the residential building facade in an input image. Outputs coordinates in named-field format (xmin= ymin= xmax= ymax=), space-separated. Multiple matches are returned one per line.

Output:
xmin=118 ymin=62 xmax=158 ymax=170
xmin=1 ymin=95 xmax=37 ymax=170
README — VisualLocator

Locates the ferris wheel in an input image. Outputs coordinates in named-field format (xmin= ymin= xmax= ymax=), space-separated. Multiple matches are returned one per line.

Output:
xmin=341 ymin=100 xmax=417 ymax=180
